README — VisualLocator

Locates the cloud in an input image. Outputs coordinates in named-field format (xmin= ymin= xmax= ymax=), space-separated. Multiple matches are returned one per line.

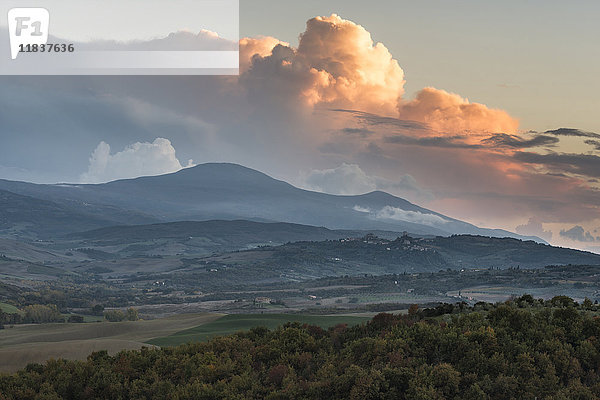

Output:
xmin=352 ymin=205 xmax=371 ymax=213
xmin=332 ymin=110 xmax=428 ymax=132
xmin=482 ymin=133 xmax=559 ymax=149
xmin=3 ymin=13 xmax=599 ymax=251
xmin=584 ymin=140 xmax=600 ymax=151
xmin=385 ymin=134 xmax=480 ymax=149
xmin=239 ymin=36 xmax=289 ymax=73
xmin=559 ymin=225 xmax=598 ymax=243
xmin=374 ymin=206 xmax=448 ymax=227
xmin=302 ymin=163 xmax=429 ymax=199
xmin=544 ymin=128 xmax=600 ymax=139
xmin=352 ymin=205 xmax=448 ymax=227
xmin=515 ymin=217 xmax=553 ymax=242
xmin=241 ymin=14 xmax=406 ymax=115
xmin=398 ymin=87 xmax=519 ymax=135
xmin=340 ymin=127 xmax=374 ymax=136
xmin=513 ymin=152 xmax=600 ymax=179
xmin=80 ymin=138 xmax=193 ymax=184
xmin=303 ymin=163 xmax=376 ymax=194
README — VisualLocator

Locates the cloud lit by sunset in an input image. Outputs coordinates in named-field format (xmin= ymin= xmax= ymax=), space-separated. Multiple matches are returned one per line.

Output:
xmin=236 ymin=14 xmax=600 ymax=252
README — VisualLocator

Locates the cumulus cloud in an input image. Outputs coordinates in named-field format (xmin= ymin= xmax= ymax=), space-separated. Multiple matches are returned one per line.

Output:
xmin=302 ymin=163 xmax=430 ymax=199
xmin=559 ymin=225 xmax=598 ymax=243
xmin=398 ymin=87 xmax=519 ymax=135
xmin=241 ymin=14 xmax=405 ymax=115
xmin=515 ymin=217 xmax=553 ymax=242
xmin=80 ymin=138 xmax=193 ymax=184
xmin=239 ymin=36 xmax=289 ymax=73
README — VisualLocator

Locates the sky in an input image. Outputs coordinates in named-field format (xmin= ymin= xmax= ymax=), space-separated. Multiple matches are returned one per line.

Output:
xmin=0 ymin=1 xmax=599 ymax=252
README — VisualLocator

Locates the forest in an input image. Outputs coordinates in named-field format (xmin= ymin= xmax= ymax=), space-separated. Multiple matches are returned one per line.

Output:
xmin=1 ymin=295 xmax=600 ymax=399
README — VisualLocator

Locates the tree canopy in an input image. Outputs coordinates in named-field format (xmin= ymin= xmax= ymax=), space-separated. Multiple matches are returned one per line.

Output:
xmin=1 ymin=296 xmax=599 ymax=399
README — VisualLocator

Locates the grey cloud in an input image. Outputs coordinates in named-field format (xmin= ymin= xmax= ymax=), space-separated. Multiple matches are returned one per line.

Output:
xmin=559 ymin=226 xmax=597 ymax=243
xmin=482 ymin=133 xmax=559 ymax=149
xmin=515 ymin=217 xmax=553 ymax=242
xmin=584 ymin=140 xmax=600 ymax=151
xmin=340 ymin=127 xmax=374 ymax=136
xmin=513 ymin=152 xmax=600 ymax=178
xmin=544 ymin=128 xmax=600 ymax=139
xmin=331 ymin=109 xmax=428 ymax=131
xmin=302 ymin=163 xmax=431 ymax=200
xmin=385 ymin=134 xmax=481 ymax=149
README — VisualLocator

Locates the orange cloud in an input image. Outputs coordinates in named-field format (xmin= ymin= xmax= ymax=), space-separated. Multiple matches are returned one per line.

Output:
xmin=240 ymin=14 xmax=405 ymax=116
xmin=398 ymin=87 xmax=519 ymax=135
xmin=240 ymin=19 xmax=519 ymax=135
xmin=239 ymin=36 xmax=289 ymax=73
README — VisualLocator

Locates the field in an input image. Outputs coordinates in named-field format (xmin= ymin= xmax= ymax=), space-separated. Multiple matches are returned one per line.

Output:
xmin=446 ymin=284 xmax=599 ymax=303
xmin=0 ymin=313 xmax=370 ymax=373
xmin=147 ymin=313 xmax=370 ymax=347
xmin=0 ymin=313 xmax=221 ymax=373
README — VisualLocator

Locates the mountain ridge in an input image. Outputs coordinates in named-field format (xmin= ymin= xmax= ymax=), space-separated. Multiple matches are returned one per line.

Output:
xmin=0 ymin=163 xmax=544 ymax=243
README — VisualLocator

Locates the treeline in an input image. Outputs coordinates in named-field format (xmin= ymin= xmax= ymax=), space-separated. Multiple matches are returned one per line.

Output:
xmin=0 ymin=304 xmax=63 ymax=326
xmin=2 ymin=296 xmax=600 ymax=399
xmin=103 ymin=307 xmax=139 ymax=322
xmin=0 ymin=306 xmax=139 ymax=328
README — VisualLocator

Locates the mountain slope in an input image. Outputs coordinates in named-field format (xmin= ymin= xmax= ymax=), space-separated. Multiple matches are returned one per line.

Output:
xmin=64 ymin=220 xmax=405 ymax=257
xmin=220 ymin=233 xmax=600 ymax=275
xmin=70 ymin=220 xmax=373 ymax=243
xmin=0 ymin=163 xmax=542 ymax=242
xmin=0 ymin=189 xmax=157 ymax=239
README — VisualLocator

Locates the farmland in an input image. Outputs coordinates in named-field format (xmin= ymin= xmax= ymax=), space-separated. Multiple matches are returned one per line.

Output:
xmin=148 ymin=313 xmax=370 ymax=347
xmin=0 ymin=312 xmax=371 ymax=372
xmin=0 ymin=313 xmax=220 ymax=372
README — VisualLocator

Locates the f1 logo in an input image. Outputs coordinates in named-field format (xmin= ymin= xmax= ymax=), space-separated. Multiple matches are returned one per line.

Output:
xmin=8 ymin=8 xmax=50 ymax=59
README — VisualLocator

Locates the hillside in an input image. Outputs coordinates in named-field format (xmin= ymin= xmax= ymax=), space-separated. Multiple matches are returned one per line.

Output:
xmin=65 ymin=220 xmax=404 ymax=257
xmin=0 ymin=163 xmax=543 ymax=242
xmin=0 ymin=239 xmax=71 ymax=263
xmin=0 ymin=189 xmax=156 ymax=239
xmin=207 ymin=233 xmax=600 ymax=277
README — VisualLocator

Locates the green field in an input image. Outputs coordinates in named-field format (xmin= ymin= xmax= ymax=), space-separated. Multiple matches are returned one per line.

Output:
xmin=148 ymin=313 xmax=369 ymax=347
xmin=0 ymin=302 xmax=20 ymax=314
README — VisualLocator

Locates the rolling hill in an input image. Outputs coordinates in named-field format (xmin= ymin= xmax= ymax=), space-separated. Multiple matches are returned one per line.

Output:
xmin=0 ymin=189 xmax=156 ymax=239
xmin=0 ymin=163 xmax=543 ymax=242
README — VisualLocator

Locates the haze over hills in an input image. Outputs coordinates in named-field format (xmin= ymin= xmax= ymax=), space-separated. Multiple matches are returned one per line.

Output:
xmin=0 ymin=189 xmax=157 ymax=239
xmin=1 ymin=219 xmax=597 ymax=270
xmin=0 ymin=163 xmax=543 ymax=242
xmin=68 ymin=222 xmax=600 ymax=272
